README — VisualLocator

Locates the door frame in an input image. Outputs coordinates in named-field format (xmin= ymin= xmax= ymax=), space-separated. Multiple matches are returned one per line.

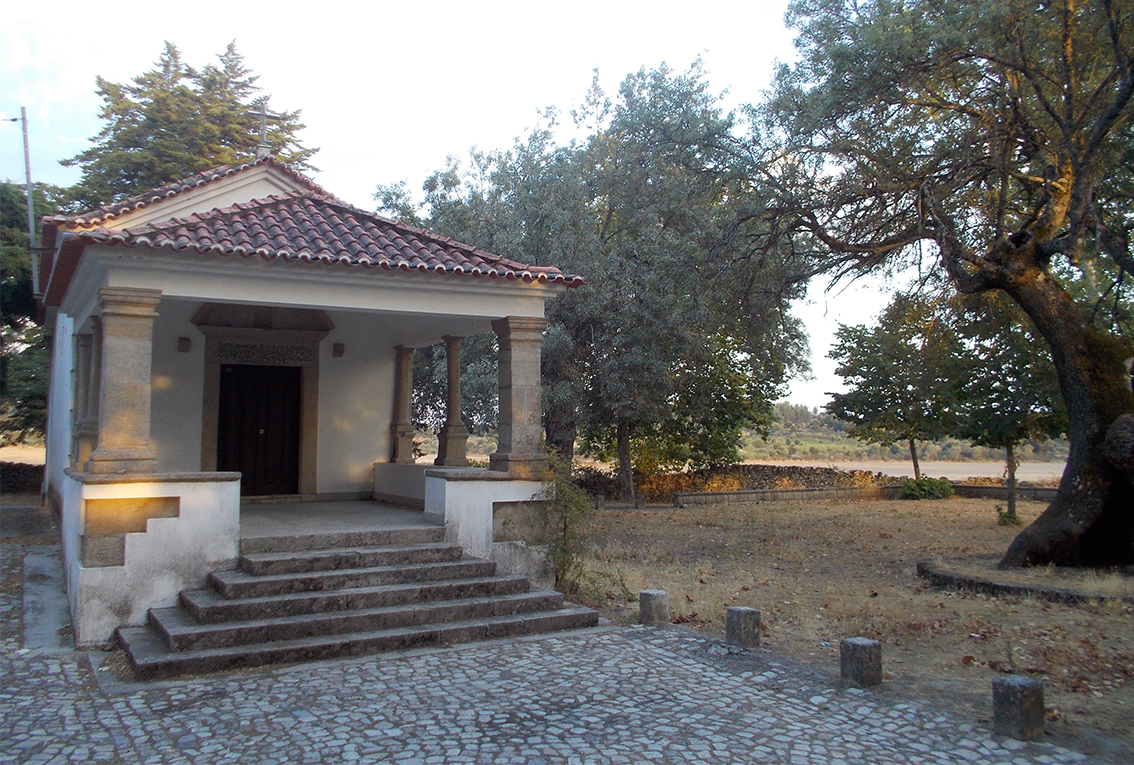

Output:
xmin=193 ymin=305 xmax=333 ymax=496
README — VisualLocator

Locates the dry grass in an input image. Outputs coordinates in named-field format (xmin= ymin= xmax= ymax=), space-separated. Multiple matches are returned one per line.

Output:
xmin=576 ymin=498 xmax=1134 ymax=752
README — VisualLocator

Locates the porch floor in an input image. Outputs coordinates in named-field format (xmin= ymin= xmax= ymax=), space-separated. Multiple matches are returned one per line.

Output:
xmin=239 ymin=500 xmax=437 ymax=540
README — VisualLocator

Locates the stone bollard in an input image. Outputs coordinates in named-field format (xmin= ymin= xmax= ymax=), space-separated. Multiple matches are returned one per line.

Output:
xmin=840 ymin=637 xmax=882 ymax=687
xmin=993 ymin=676 xmax=1045 ymax=740
xmin=725 ymin=607 xmax=761 ymax=648
xmin=639 ymin=590 xmax=670 ymax=626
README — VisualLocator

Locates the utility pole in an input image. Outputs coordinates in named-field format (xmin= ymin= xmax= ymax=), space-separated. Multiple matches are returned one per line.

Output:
xmin=7 ymin=108 xmax=40 ymax=296
xmin=21 ymin=107 xmax=39 ymax=297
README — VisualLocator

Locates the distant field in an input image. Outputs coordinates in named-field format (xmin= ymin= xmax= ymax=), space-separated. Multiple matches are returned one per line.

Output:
xmin=0 ymin=445 xmax=45 ymax=465
xmin=757 ymin=459 xmax=1066 ymax=483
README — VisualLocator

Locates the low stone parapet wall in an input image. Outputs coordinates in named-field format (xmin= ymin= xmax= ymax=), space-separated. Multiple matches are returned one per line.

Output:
xmin=672 ymin=482 xmax=1059 ymax=507
xmin=673 ymin=485 xmax=903 ymax=507
xmin=950 ymin=485 xmax=1058 ymax=502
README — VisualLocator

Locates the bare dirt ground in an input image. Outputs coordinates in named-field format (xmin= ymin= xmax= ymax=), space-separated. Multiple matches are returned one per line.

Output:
xmin=576 ymin=498 xmax=1134 ymax=761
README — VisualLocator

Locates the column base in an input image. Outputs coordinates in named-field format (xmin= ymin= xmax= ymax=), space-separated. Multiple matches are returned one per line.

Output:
xmin=435 ymin=424 xmax=469 ymax=467
xmin=390 ymin=423 xmax=417 ymax=464
xmin=86 ymin=445 xmax=158 ymax=474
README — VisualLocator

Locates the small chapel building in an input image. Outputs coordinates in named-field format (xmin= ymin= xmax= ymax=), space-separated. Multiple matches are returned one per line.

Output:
xmin=38 ymin=158 xmax=583 ymax=647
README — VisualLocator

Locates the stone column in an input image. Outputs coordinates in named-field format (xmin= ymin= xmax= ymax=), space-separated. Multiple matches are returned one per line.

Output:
xmin=490 ymin=316 xmax=547 ymax=476
xmin=390 ymin=345 xmax=416 ymax=463
xmin=72 ymin=332 xmax=94 ymax=467
xmin=435 ymin=335 xmax=469 ymax=466
xmin=86 ymin=287 xmax=162 ymax=474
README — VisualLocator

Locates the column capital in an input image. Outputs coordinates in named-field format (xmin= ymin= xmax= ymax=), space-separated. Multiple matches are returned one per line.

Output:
xmin=97 ymin=286 xmax=162 ymax=315
xmin=492 ymin=316 xmax=547 ymax=343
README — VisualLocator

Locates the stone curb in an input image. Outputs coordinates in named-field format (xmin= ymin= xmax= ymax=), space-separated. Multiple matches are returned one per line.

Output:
xmin=916 ymin=560 xmax=1134 ymax=607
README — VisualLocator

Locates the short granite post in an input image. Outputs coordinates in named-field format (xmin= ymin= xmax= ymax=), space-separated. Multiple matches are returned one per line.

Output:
xmin=840 ymin=637 xmax=882 ymax=687
xmin=993 ymin=676 xmax=1045 ymax=740
xmin=725 ymin=607 xmax=761 ymax=648
xmin=639 ymin=590 xmax=670 ymax=626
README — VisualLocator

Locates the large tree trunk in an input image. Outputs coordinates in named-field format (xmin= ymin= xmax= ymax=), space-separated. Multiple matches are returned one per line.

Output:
xmin=543 ymin=409 xmax=576 ymax=465
xmin=985 ymin=238 xmax=1134 ymax=567
xmin=617 ymin=420 xmax=635 ymax=502
xmin=908 ymin=438 xmax=921 ymax=480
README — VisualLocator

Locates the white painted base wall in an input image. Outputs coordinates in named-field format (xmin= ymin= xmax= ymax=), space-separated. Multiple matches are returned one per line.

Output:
xmin=423 ymin=470 xmax=543 ymax=559
xmin=60 ymin=473 xmax=241 ymax=647
xmin=372 ymin=462 xmax=430 ymax=508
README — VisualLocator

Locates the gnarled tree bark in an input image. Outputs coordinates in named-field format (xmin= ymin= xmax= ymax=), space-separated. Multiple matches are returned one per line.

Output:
xmin=933 ymin=220 xmax=1134 ymax=567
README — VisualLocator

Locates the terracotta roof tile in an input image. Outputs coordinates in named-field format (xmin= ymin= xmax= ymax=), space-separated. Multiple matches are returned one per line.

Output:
xmin=69 ymin=191 xmax=585 ymax=286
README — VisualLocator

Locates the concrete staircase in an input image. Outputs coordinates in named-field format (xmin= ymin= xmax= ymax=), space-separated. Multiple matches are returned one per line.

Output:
xmin=117 ymin=524 xmax=598 ymax=679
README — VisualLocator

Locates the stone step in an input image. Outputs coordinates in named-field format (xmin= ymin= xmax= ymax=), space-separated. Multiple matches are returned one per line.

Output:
xmin=239 ymin=525 xmax=445 ymax=555
xmin=118 ymin=606 xmax=601 ymax=680
xmin=181 ymin=575 xmax=532 ymax=623
xmin=151 ymin=590 xmax=567 ymax=651
xmin=239 ymin=542 xmax=464 ymax=576
xmin=209 ymin=559 xmax=499 ymax=599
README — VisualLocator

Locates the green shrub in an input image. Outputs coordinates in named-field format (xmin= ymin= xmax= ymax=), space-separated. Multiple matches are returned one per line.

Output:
xmin=538 ymin=452 xmax=594 ymax=594
xmin=995 ymin=504 xmax=1024 ymax=526
xmin=899 ymin=477 xmax=954 ymax=500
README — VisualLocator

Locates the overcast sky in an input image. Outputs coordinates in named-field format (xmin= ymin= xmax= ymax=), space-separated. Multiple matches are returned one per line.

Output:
xmin=3 ymin=0 xmax=899 ymax=409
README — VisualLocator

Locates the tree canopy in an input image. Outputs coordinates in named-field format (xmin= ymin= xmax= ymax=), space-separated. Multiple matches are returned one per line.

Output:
xmin=1 ymin=181 xmax=61 ymax=442
xmin=379 ymin=65 xmax=810 ymax=498
xmin=827 ymin=293 xmax=965 ymax=479
xmin=760 ymin=0 xmax=1134 ymax=566
xmin=64 ymin=42 xmax=317 ymax=210
xmin=955 ymin=293 xmax=1067 ymax=519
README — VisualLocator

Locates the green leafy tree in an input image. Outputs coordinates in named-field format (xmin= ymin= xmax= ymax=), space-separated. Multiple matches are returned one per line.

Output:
xmin=382 ymin=65 xmax=808 ymax=500
xmin=64 ymin=42 xmax=317 ymax=210
xmin=955 ymin=295 xmax=1067 ymax=521
xmin=1 ymin=181 xmax=63 ymax=443
xmin=827 ymin=294 xmax=967 ymax=479
xmin=761 ymin=0 xmax=1134 ymax=566
xmin=0 ymin=323 xmax=49 ymax=444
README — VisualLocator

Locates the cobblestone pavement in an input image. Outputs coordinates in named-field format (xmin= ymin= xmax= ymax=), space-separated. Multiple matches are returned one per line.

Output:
xmin=0 ymin=537 xmax=1113 ymax=765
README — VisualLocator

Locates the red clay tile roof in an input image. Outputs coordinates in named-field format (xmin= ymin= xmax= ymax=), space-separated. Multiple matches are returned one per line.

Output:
xmin=60 ymin=190 xmax=585 ymax=287
xmin=44 ymin=158 xmax=329 ymax=228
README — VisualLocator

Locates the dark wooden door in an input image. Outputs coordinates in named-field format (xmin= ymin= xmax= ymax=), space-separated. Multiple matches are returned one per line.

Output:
xmin=217 ymin=364 xmax=301 ymax=496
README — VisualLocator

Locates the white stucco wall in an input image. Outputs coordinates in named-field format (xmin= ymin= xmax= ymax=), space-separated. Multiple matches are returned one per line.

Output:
xmin=61 ymin=473 xmax=240 ymax=647
xmin=424 ymin=471 xmax=544 ymax=558
xmin=150 ymin=299 xmax=205 ymax=472
xmin=372 ymin=463 xmax=430 ymax=508
xmin=315 ymin=310 xmax=397 ymax=496
xmin=45 ymin=313 xmax=75 ymax=503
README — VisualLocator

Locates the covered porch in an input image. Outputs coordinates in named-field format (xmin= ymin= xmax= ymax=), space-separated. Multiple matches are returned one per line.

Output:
xmin=39 ymin=159 xmax=583 ymax=647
